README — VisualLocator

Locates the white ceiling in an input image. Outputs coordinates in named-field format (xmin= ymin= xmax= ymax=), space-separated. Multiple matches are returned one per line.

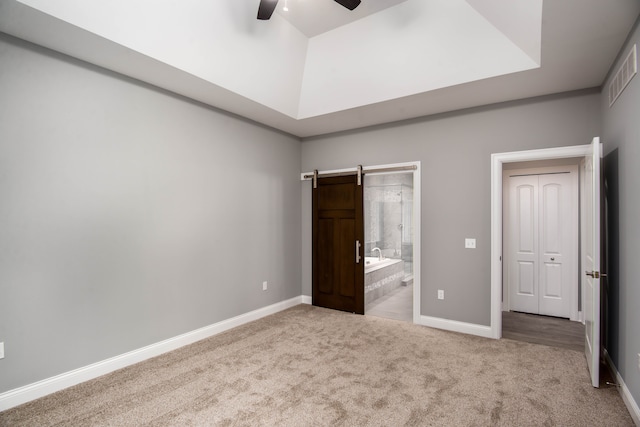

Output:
xmin=0 ymin=0 xmax=639 ymax=138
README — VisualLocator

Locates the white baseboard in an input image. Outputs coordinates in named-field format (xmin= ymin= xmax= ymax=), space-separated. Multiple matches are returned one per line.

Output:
xmin=0 ymin=296 xmax=305 ymax=412
xmin=302 ymin=297 xmax=492 ymax=340
xmin=604 ymin=349 xmax=640 ymax=426
xmin=420 ymin=315 xmax=493 ymax=339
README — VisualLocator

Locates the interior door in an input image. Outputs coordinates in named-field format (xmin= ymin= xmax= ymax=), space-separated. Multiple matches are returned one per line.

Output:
xmin=508 ymin=175 xmax=539 ymax=314
xmin=312 ymin=175 xmax=364 ymax=314
xmin=538 ymin=172 xmax=575 ymax=318
xmin=583 ymin=137 xmax=602 ymax=388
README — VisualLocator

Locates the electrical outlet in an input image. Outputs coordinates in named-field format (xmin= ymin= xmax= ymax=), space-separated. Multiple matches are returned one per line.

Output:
xmin=465 ymin=238 xmax=476 ymax=249
xmin=437 ymin=290 xmax=444 ymax=300
xmin=262 ymin=281 xmax=268 ymax=291
xmin=0 ymin=342 xmax=4 ymax=359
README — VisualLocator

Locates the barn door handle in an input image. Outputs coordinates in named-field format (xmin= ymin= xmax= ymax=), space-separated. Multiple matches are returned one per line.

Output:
xmin=355 ymin=240 xmax=361 ymax=264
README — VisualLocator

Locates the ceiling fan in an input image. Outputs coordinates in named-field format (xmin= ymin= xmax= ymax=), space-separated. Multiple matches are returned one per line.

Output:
xmin=257 ymin=0 xmax=361 ymax=20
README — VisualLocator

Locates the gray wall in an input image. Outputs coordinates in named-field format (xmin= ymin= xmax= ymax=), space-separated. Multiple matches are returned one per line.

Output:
xmin=0 ymin=34 xmax=301 ymax=393
xmin=601 ymin=16 xmax=640 ymax=409
xmin=301 ymin=90 xmax=602 ymax=326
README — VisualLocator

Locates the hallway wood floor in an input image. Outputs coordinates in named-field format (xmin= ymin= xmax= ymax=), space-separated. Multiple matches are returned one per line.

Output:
xmin=502 ymin=311 xmax=584 ymax=352
xmin=366 ymin=293 xmax=584 ymax=353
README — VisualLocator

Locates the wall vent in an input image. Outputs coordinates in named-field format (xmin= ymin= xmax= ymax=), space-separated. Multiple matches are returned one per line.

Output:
xmin=608 ymin=44 xmax=637 ymax=107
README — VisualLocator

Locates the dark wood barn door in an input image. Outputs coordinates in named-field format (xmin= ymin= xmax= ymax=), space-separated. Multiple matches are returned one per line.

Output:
xmin=312 ymin=175 xmax=364 ymax=314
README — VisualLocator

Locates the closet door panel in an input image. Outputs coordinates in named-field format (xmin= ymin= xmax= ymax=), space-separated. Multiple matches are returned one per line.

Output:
xmin=508 ymin=176 xmax=539 ymax=314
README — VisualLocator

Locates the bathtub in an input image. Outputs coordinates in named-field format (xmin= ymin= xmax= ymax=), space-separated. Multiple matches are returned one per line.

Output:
xmin=364 ymin=257 xmax=399 ymax=272
xmin=364 ymin=257 xmax=404 ymax=305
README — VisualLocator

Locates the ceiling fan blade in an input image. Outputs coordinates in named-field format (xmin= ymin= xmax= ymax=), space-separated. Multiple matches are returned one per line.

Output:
xmin=257 ymin=0 xmax=279 ymax=20
xmin=334 ymin=0 xmax=361 ymax=11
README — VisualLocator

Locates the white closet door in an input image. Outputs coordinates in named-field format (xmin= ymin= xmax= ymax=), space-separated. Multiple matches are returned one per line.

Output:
xmin=507 ymin=170 xmax=577 ymax=318
xmin=538 ymin=173 xmax=576 ymax=317
xmin=508 ymin=175 xmax=539 ymax=314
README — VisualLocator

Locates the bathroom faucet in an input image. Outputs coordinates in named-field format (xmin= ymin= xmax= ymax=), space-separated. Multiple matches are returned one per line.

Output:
xmin=371 ymin=247 xmax=382 ymax=261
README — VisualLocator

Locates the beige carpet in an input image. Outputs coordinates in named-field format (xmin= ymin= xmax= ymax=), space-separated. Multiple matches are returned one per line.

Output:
xmin=0 ymin=305 xmax=633 ymax=426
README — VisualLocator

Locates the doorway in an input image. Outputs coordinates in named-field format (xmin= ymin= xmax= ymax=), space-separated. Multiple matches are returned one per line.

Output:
xmin=304 ymin=162 xmax=421 ymax=324
xmin=502 ymin=164 xmax=579 ymax=320
xmin=363 ymin=172 xmax=414 ymax=322
xmin=490 ymin=144 xmax=596 ymax=340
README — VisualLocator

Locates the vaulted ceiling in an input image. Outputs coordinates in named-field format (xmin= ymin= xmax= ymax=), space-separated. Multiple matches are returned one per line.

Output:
xmin=1 ymin=0 xmax=639 ymax=137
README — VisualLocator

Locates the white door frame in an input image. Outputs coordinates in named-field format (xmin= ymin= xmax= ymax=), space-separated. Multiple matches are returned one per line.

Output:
xmin=490 ymin=145 xmax=591 ymax=339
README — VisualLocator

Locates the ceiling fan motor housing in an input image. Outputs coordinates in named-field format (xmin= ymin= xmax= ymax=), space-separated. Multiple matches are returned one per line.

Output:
xmin=257 ymin=0 xmax=279 ymax=20
xmin=335 ymin=0 xmax=361 ymax=10
xmin=258 ymin=0 xmax=361 ymax=20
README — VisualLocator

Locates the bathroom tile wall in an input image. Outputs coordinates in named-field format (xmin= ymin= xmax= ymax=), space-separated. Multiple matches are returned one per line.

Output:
xmin=364 ymin=173 xmax=413 ymax=259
